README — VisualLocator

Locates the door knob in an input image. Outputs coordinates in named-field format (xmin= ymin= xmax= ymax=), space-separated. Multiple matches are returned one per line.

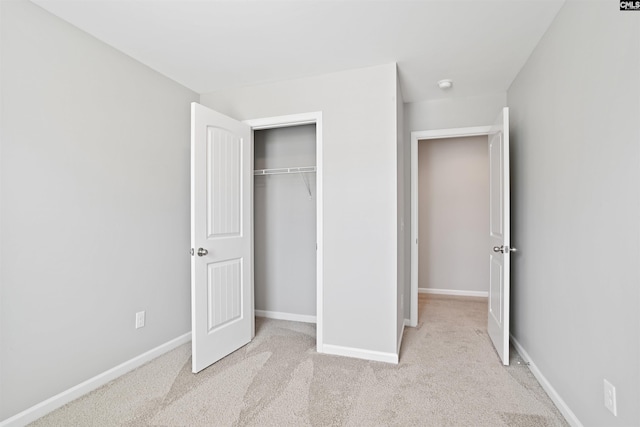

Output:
xmin=197 ymin=248 xmax=208 ymax=257
xmin=493 ymin=245 xmax=517 ymax=254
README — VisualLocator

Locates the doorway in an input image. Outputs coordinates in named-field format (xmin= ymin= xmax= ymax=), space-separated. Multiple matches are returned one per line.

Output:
xmin=245 ymin=112 xmax=324 ymax=352
xmin=253 ymin=124 xmax=317 ymax=323
xmin=409 ymin=108 xmax=511 ymax=365
xmin=417 ymin=135 xmax=490 ymax=298
xmin=409 ymin=126 xmax=492 ymax=327
xmin=191 ymin=106 xmax=324 ymax=373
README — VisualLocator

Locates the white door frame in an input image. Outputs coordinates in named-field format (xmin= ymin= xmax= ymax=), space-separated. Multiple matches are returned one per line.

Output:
xmin=244 ymin=112 xmax=324 ymax=352
xmin=409 ymin=126 xmax=491 ymax=327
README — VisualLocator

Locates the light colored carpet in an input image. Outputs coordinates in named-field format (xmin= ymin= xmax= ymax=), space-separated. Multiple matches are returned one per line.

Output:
xmin=30 ymin=295 xmax=568 ymax=426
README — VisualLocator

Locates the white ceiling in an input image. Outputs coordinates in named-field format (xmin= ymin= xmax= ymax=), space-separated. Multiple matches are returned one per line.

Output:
xmin=30 ymin=0 xmax=565 ymax=103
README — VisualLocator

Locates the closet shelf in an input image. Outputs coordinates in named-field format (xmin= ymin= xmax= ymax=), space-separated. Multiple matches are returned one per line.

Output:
xmin=254 ymin=166 xmax=316 ymax=199
xmin=253 ymin=166 xmax=316 ymax=176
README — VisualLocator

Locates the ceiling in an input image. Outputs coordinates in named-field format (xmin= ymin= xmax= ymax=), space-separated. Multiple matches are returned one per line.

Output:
xmin=30 ymin=0 xmax=565 ymax=103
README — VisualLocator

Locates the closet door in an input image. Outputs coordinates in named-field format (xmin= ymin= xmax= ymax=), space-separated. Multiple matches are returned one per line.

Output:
xmin=190 ymin=102 xmax=253 ymax=373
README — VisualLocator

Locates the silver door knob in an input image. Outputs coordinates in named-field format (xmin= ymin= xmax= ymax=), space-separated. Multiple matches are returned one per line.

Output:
xmin=493 ymin=245 xmax=517 ymax=254
xmin=197 ymin=248 xmax=208 ymax=257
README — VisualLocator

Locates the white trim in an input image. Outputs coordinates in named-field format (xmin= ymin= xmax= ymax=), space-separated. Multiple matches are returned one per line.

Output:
xmin=322 ymin=344 xmax=398 ymax=364
xmin=244 ymin=112 xmax=324 ymax=353
xmin=255 ymin=309 xmax=316 ymax=324
xmin=0 ymin=333 xmax=191 ymax=427
xmin=397 ymin=322 xmax=405 ymax=354
xmin=511 ymin=336 xmax=583 ymax=427
xmin=404 ymin=318 xmax=412 ymax=327
xmin=244 ymin=112 xmax=318 ymax=130
xmin=418 ymin=288 xmax=488 ymax=298
xmin=410 ymin=125 xmax=492 ymax=328
xmin=315 ymin=116 xmax=324 ymax=353
xmin=410 ymin=135 xmax=418 ymax=328
xmin=412 ymin=126 xmax=492 ymax=141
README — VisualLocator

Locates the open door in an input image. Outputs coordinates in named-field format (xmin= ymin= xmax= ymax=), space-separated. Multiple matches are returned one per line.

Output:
xmin=190 ymin=102 xmax=253 ymax=373
xmin=487 ymin=107 xmax=513 ymax=365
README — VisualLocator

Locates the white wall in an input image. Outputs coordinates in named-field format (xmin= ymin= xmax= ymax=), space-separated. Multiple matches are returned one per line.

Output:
xmin=418 ymin=136 xmax=489 ymax=295
xmin=0 ymin=0 xmax=198 ymax=421
xmin=405 ymin=93 xmax=506 ymax=132
xmin=201 ymin=64 xmax=400 ymax=358
xmin=508 ymin=2 xmax=639 ymax=426
xmin=254 ymin=125 xmax=317 ymax=317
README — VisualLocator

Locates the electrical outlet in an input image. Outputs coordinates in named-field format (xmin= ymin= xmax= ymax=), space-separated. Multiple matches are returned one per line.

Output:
xmin=604 ymin=379 xmax=617 ymax=416
xmin=135 ymin=311 xmax=145 ymax=329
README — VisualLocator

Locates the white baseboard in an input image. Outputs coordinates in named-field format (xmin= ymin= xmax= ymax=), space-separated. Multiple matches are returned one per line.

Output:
xmin=322 ymin=343 xmax=398 ymax=364
xmin=510 ymin=336 xmax=583 ymax=427
xmin=255 ymin=309 xmax=316 ymax=324
xmin=0 ymin=332 xmax=192 ymax=427
xmin=419 ymin=288 xmax=488 ymax=298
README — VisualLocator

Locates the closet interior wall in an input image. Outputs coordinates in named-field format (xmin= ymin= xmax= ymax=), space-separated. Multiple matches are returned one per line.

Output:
xmin=254 ymin=125 xmax=317 ymax=318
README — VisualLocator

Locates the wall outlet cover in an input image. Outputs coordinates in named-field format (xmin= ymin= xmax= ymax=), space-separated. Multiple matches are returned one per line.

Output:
xmin=604 ymin=378 xmax=617 ymax=416
xmin=135 ymin=311 xmax=145 ymax=329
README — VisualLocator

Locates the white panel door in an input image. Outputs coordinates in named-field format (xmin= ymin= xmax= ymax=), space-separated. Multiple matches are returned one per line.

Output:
xmin=487 ymin=107 xmax=512 ymax=366
xmin=191 ymin=102 xmax=253 ymax=373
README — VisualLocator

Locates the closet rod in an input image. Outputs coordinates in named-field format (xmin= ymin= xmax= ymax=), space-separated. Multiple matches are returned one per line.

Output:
xmin=254 ymin=166 xmax=316 ymax=199
xmin=253 ymin=166 xmax=316 ymax=176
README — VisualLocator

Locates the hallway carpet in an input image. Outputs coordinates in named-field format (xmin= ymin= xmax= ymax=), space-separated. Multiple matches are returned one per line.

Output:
xmin=30 ymin=295 xmax=568 ymax=426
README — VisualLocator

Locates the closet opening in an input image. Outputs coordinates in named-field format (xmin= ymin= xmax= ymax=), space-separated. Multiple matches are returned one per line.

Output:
xmin=247 ymin=112 xmax=323 ymax=352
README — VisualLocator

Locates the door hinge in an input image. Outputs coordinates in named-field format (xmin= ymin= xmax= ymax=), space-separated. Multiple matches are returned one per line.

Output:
xmin=190 ymin=248 xmax=195 ymax=256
